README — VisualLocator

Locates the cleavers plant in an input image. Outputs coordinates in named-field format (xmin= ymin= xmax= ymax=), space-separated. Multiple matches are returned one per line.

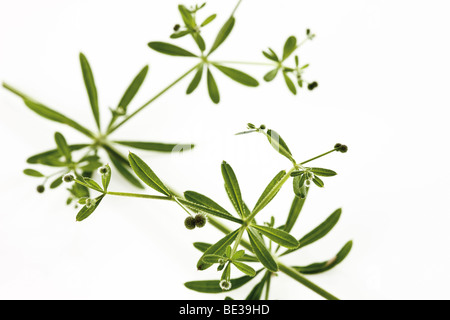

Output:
xmin=3 ymin=1 xmax=350 ymax=300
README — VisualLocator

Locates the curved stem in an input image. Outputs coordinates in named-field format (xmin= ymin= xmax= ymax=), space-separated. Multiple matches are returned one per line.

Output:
xmin=277 ymin=262 xmax=339 ymax=300
xmin=231 ymin=0 xmax=243 ymax=16
xmin=107 ymin=63 xmax=200 ymax=135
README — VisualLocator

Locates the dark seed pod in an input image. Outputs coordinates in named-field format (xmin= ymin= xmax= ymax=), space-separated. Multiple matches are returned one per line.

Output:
xmin=334 ymin=143 xmax=342 ymax=149
xmin=307 ymin=81 xmax=318 ymax=90
xmin=194 ymin=214 xmax=207 ymax=228
xmin=63 ymin=174 xmax=74 ymax=183
xmin=184 ymin=216 xmax=196 ymax=230
xmin=36 ymin=185 xmax=45 ymax=193
xmin=173 ymin=24 xmax=181 ymax=31
xmin=339 ymin=145 xmax=348 ymax=153
xmin=259 ymin=124 xmax=266 ymax=130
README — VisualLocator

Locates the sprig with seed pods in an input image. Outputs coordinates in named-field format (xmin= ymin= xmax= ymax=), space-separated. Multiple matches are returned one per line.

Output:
xmin=65 ymin=121 xmax=350 ymax=300
xmin=4 ymin=1 xmax=317 ymax=205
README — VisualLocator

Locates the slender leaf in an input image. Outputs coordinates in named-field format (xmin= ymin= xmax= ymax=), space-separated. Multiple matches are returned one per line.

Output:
xmin=299 ymin=208 xmax=342 ymax=248
xmin=311 ymin=168 xmax=337 ymax=177
xmin=118 ymin=65 xmax=148 ymax=112
xmin=79 ymin=53 xmax=100 ymax=129
xmin=197 ymin=228 xmax=241 ymax=271
xmin=283 ymin=36 xmax=297 ymax=61
xmin=209 ymin=16 xmax=235 ymax=55
xmin=76 ymin=195 xmax=104 ymax=221
xmin=202 ymin=254 xmax=225 ymax=264
xmin=221 ymin=161 xmax=245 ymax=218
xmin=283 ymin=72 xmax=297 ymax=95
xmin=50 ymin=175 xmax=64 ymax=189
xmin=128 ymin=152 xmax=170 ymax=195
xmin=185 ymin=271 xmax=261 ymax=293
xmin=114 ymin=141 xmax=194 ymax=152
xmin=284 ymin=195 xmax=308 ymax=233
xmin=192 ymin=33 xmax=206 ymax=51
xmin=263 ymin=68 xmax=279 ymax=82
xmin=262 ymin=50 xmax=278 ymax=62
xmin=27 ymin=144 xmax=89 ymax=164
xmin=201 ymin=14 xmax=217 ymax=27
xmin=23 ymin=169 xmax=44 ymax=177
xmin=312 ymin=176 xmax=324 ymax=188
xmin=232 ymin=261 xmax=256 ymax=277
xmin=247 ymin=227 xmax=278 ymax=272
xmin=252 ymin=225 xmax=299 ymax=249
xmin=194 ymin=243 xmax=257 ymax=262
xmin=108 ymin=151 xmax=144 ymax=189
xmin=213 ymin=64 xmax=259 ymax=87
xmin=293 ymin=241 xmax=353 ymax=274
xmin=178 ymin=199 xmax=242 ymax=224
xmin=207 ymin=68 xmax=220 ymax=104
xmin=246 ymin=273 xmax=268 ymax=300
xmin=184 ymin=191 xmax=232 ymax=217
xmin=101 ymin=164 xmax=111 ymax=191
xmin=170 ymin=30 xmax=190 ymax=39
xmin=148 ymin=42 xmax=197 ymax=57
xmin=22 ymin=99 xmax=94 ymax=138
xmin=293 ymin=176 xmax=308 ymax=198
xmin=186 ymin=64 xmax=204 ymax=94
xmin=54 ymin=132 xmax=71 ymax=162
xmin=178 ymin=5 xmax=195 ymax=28
xmin=253 ymin=170 xmax=286 ymax=213
xmin=266 ymin=129 xmax=295 ymax=162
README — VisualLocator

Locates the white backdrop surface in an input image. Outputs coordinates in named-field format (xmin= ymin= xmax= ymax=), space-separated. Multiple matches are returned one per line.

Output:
xmin=0 ymin=0 xmax=450 ymax=300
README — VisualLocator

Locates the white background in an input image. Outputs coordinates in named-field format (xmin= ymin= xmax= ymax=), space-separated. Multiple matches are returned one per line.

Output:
xmin=1 ymin=0 xmax=450 ymax=300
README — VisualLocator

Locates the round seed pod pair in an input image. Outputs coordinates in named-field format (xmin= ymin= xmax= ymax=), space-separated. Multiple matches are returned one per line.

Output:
xmin=334 ymin=143 xmax=348 ymax=153
xmin=184 ymin=214 xmax=207 ymax=230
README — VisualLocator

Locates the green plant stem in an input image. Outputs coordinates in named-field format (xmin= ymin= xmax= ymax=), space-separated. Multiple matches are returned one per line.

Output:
xmin=106 ymin=191 xmax=172 ymax=201
xmin=231 ymin=0 xmax=243 ymax=16
xmin=230 ymin=227 xmax=245 ymax=257
xmin=299 ymin=149 xmax=337 ymax=166
xmin=277 ymin=262 xmax=339 ymax=300
xmin=264 ymin=273 xmax=272 ymax=300
xmin=2 ymin=83 xmax=32 ymax=100
xmin=212 ymin=61 xmax=276 ymax=67
xmin=208 ymin=217 xmax=253 ymax=253
xmin=107 ymin=64 xmax=200 ymax=135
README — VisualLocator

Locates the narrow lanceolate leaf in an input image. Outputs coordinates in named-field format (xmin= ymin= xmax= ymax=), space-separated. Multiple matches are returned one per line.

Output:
xmin=263 ymin=68 xmax=279 ymax=82
xmin=246 ymin=273 xmax=268 ymax=300
xmin=185 ymin=271 xmax=261 ymax=293
xmin=128 ymin=152 xmax=170 ymax=195
xmin=186 ymin=64 xmax=204 ymax=94
xmin=311 ymin=168 xmax=337 ymax=177
xmin=23 ymin=169 xmax=44 ymax=177
xmin=209 ymin=16 xmax=235 ymax=55
xmin=312 ymin=176 xmax=324 ymax=188
xmin=27 ymin=144 xmax=89 ymax=164
xmin=252 ymin=225 xmax=299 ymax=249
xmin=80 ymin=177 xmax=103 ymax=192
xmin=293 ymin=176 xmax=308 ymax=199
xmin=107 ymin=151 xmax=143 ymax=189
xmin=194 ymin=243 xmax=258 ymax=262
xmin=253 ymin=170 xmax=286 ymax=213
xmin=178 ymin=5 xmax=195 ymax=28
xmin=213 ymin=64 xmax=259 ymax=87
xmin=266 ymin=129 xmax=295 ymax=163
xmin=148 ymin=42 xmax=197 ymax=57
xmin=114 ymin=141 xmax=194 ymax=152
xmin=192 ymin=33 xmax=206 ymax=52
xmin=54 ymin=132 xmax=71 ymax=162
xmin=184 ymin=191 xmax=232 ymax=217
xmin=76 ymin=195 xmax=105 ymax=221
xmin=79 ymin=53 xmax=100 ymax=129
xmin=101 ymin=164 xmax=111 ymax=191
xmin=299 ymin=208 xmax=342 ymax=249
xmin=221 ymin=161 xmax=245 ymax=218
xmin=283 ymin=36 xmax=297 ymax=61
xmin=283 ymin=72 xmax=297 ymax=95
xmin=50 ymin=175 xmax=64 ymax=189
xmin=22 ymin=99 xmax=94 ymax=138
xmin=293 ymin=241 xmax=353 ymax=274
xmin=202 ymin=254 xmax=225 ymax=264
xmin=262 ymin=50 xmax=279 ymax=62
xmin=207 ymin=68 xmax=220 ymax=104
xmin=201 ymin=14 xmax=217 ymax=27
xmin=197 ymin=228 xmax=241 ymax=271
xmin=247 ymin=227 xmax=278 ymax=272
xmin=232 ymin=261 xmax=256 ymax=277
xmin=178 ymin=199 xmax=242 ymax=224
xmin=284 ymin=195 xmax=308 ymax=233
xmin=117 ymin=65 xmax=148 ymax=112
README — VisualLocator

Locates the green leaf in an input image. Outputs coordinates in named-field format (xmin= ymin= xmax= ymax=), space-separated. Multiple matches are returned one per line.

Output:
xmin=252 ymin=225 xmax=299 ymax=249
xmin=283 ymin=36 xmax=297 ymax=61
xmin=128 ymin=152 xmax=170 ymax=195
xmin=101 ymin=164 xmax=111 ymax=191
xmin=232 ymin=250 xmax=245 ymax=261
xmin=186 ymin=64 xmax=204 ymax=94
xmin=262 ymin=50 xmax=279 ymax=62
xmin=209 ymin=16 xmax=235 ymax=55
xmin=148 ymin=42 xmax=197 ymax=57
xmin=312 ymin=176 xmax=324 ymax=188
xmin=266 ymin=129 xmax=295 ymax=163
xmin=178 ymin=199 xmax=242 ymax=224
xmin=246 ymin=273 xmax=268 ymax=300
xmin=293 ymin=241 xmax=353 ymax=274
xmin=221 ymin=161 xmax=246 ymax=218
xmin=311 ymin=168 xmax=337 ymax=177
xmin=178 ymin=5 xmax=195 ymax=28
xmin=213 ymin=64 xmax=259 ymax=87
xmin=202 ymin=254 xmax=225 ymax=264
xmin=197 ymin=228 xmax=241 ymax=271
xmin=232 ymin=261 xmax=256 ymax=277
xmin=283 ymin=72 xmax=297 ymax=95
xmin=299 ymin=208 xmax=342 ymax=249
xmin=81 ymin=177 xmax=103 ymax=192
xmin=22 ymin=99 xmax=94 ymax=138
xmin=184 ymin=191 xmax=232 ymax=217
xmin=185 ymin=272 xmax=261 ymax=293
xmin=106 ymin=149 xmax=144 ymax=189
xmin=201 ymin=14 xmax=217 ymax=27
xmin=192 ymin=33 xmax=206 ymax=51
xmin=76 ymin=195 xmax=105 ymax=221
xmin=117 ymin=65 xmax=148 ymax=112
xmin=54 ymin=132 xmax=71 ymax=162
xmin=284 ymin=195 xmax=308 ymax=233
xmin=293 ymin=176 xmax=308 ymax=198
xmin=114 ymin=141 xmax=194 ymax=152
xmin=23 ymin=169 xmax=44 ymax=177
xmin=206 ymin=68 xmax=220 ymax=104
xmin=194 ymin=243 xmax=258 ymax=262
xmin=263 ymin=68 xmax=279 ymax=82
xmin=170 ymin=30 xmax=190 ymax=39
xmin=253 ymin=170 xmax=286 ymax=213
xmin=50 ymin=175 xmax=64 ymax=189
xmin=247 ymin=227 xmax=278 ymax=272
xmin=79 ymin=53 xmax=100 ymax=130
xmin=27 ymin=144 xmax=89 ymax=164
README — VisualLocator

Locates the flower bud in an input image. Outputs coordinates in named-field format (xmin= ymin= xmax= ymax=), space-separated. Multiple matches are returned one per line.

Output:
xmin=184 ymin=216 xmax=196 ymax=230
xmin=98 ymin=166 xmax=109 ymax=175
xmin=219 ymin=280 xmax=232 ymax=291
